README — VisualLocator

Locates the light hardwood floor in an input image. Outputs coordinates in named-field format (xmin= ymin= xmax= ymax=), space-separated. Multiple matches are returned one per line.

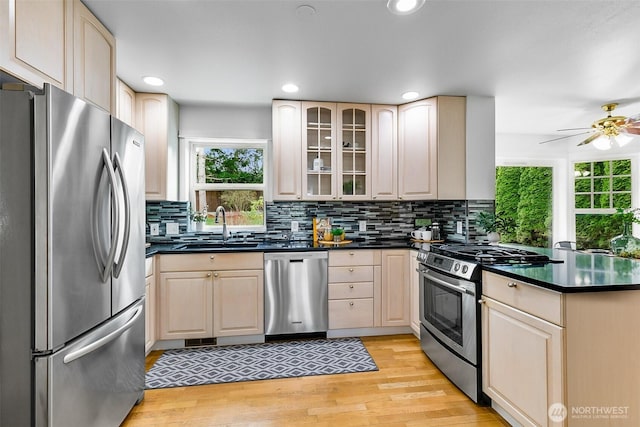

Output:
xmin=122 ymin=335 xmax=509 ymax=426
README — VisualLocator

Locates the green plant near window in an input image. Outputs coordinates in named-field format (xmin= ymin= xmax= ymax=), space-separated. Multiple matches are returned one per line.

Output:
xmin=475 ymin=211 xmax=516 ymax=234
xmin=613 ymin=207 xmax=640 ymax=225
xmin=188 ymin=205 xmax=208 ymax=223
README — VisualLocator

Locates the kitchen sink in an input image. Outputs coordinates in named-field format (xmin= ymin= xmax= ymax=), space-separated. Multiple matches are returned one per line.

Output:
xmin=172 ymin=242 xmax=259 ymax=250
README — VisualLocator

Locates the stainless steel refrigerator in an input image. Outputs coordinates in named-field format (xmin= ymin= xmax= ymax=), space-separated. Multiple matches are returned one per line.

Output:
xmin=0 ymin=84 xmax=146 ymax=426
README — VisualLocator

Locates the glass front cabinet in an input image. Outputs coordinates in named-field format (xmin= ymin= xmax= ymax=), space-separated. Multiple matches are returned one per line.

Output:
xmin=302 ymin=102 xmax=371 ymax=200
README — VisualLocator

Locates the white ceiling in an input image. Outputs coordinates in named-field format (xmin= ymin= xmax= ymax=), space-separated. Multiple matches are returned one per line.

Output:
xmin=84 ymin=0 xmax=640 ymax=141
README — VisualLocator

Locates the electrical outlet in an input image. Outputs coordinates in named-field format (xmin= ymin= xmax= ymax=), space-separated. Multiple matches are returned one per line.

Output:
xmin=456 ymin=221 xmax=463 ymax=234
xmin=359 ymin=220 xmax=367 ymax=232
xmin=166 ymin=222 xmax=179 ymax=235
xmin=150 ymin=223 xmax=160 ymax=236
xmin=291 ymin=221 xmax=299 ymax=232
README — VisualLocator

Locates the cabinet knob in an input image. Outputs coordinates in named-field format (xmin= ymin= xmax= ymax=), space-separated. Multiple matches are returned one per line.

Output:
xmin=214 ymin=273 xmax=219 ymax=277
xmin=297 ymin=195 xmax=301 ymax=199
xmin=349 ymin=268 xmax=354 ymax=272
xmin=349 ymin=251 xmax=355 ymax=255
xmin=507 ymin=282 xmax=518 ymax=288
xmin=332 ymin=196 xmax=336 ymax=199
xmin=206 ymin=273 xmax=212 ymax=277
xmin=372 ymin=196 xmax=377 ymax=199
xmin=210 ymin=255 xmax=215 ymax=260
xmin=349 ymin=301 xmax=354 ymax=306
xmin=478 ymin=299 xmax=485 ymax=304
xmin=349 ymin=284 xmax=354 ymax=289
xmin=398 ymin=196 xmax=403 ymax=199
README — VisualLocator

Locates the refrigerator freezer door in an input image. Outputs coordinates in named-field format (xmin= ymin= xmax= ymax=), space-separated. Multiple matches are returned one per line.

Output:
xmin=34 ymin=299 xmax=145 ymax=427
xmin=111 ymin=118 xmax=146 ymax=315
xmin=34 ymin=85 xmax=113 ymax=351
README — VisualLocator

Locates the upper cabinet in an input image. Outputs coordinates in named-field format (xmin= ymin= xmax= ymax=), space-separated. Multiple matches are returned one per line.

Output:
xmin=398 ymin=99 xmax=438 ymax=200
xmin=0 ymin=0 xmax=72 ymax=89
xmin=136 ymin=93 xmax=179 ymax=200
xmin=116 ymin=78 xmax=136 ymax=129
xmin=272 ymin=100 xmax=302 ymax=200
xmin=302 ymin=102 xmax=337 ymax=200
xmin=337 ymin=103 xmax=371 ymax=200
xmin=72 ymin=0 xmax=115 ymax=113
xmin=0 ymin=0 xmax=116 ymax=114
xmin=371 ymin=105 xmax=398 ymax=200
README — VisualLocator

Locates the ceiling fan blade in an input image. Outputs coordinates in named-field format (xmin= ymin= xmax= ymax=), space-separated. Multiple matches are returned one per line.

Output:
xmin=557 ymin=127 xmax=592 ymax=131
xmin=538 ymin=131 xmax=593 ymax=144
xmin=625 ymin=113 xmax=640 ymax=123
xmin=621 ymin=127 xmax=640 ymax=136
xmin=577 ymin=132 xmax=603 ymax=146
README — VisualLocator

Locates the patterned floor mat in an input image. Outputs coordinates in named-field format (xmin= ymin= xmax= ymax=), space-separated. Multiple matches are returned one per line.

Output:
xmin=145 ymin=337 xmax=378 ymax=389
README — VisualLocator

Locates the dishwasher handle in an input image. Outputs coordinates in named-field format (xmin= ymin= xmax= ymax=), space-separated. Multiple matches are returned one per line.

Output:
xmin=289 ymin=259 xmax=305 ymax=263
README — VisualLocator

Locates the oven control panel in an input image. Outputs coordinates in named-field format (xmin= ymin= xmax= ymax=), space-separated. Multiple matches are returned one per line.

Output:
xmin=418 ymin=251 xmax=479 ymax=281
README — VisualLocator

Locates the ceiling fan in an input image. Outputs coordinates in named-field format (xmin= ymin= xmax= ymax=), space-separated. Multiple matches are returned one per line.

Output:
xmin=540 ymin=103 xmax=640 ymax=150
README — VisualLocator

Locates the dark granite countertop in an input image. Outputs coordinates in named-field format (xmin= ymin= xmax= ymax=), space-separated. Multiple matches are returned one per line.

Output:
xmin=482 ymin=245 xmax=640 ymax=293
xmin=146 ymin=238 xmax=422 ymax=257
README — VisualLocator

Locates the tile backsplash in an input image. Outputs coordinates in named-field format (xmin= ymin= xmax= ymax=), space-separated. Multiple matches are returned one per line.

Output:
xmin=146 ymin=199 xmax=495 ymax=243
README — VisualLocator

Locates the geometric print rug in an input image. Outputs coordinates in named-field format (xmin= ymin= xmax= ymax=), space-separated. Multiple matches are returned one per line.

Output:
xmin=145 ymin=337 xmax=378 ymax=389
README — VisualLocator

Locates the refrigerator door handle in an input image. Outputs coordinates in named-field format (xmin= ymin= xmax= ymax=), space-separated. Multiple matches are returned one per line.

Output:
xmin=93 ymin=148 xmax=120 ymax=282
xmin=112 ymin=151 xmax=130 ymax=278
xmin=62 ymin=304 xmax=143 ymax=364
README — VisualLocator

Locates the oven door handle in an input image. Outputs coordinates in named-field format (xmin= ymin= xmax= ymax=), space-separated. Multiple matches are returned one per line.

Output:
xmin=420 ymin=268 xmax=475 ymax=296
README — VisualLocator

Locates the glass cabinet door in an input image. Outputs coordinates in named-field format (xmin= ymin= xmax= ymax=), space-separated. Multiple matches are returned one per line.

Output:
xmin=338 ymin=104 xmax=370 ymax=199
xmin=303 ymin=103 xmax=336 ymax=199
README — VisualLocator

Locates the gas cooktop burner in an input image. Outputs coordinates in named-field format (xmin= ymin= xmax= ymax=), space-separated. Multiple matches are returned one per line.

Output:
xmin=431 ymin=244 xmax=553 ymax=265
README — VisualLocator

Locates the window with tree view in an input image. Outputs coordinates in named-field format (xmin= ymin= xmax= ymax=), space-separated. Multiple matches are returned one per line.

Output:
xmin=574 ymin=159 xmax=631 ymax=249
xmin=191 ymin=142 xmax=266 ymax=229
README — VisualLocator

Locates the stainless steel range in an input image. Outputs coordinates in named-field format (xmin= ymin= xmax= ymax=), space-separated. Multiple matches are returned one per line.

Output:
xmin=416 ymin=244 xmax=555 ymax=404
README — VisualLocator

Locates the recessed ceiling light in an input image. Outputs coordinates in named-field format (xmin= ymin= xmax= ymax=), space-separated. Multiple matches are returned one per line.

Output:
xmin=143 ymin=76 xmax=164 ymax=86
xmin=402 ymin=91 xmax=420 ymax=100
xmin=387 ymin=0 xmax=425 ymax=15
xmin=282 ymin=83 xmax=299 ymax=93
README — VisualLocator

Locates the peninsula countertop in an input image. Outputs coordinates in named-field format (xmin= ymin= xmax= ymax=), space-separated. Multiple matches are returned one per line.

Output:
xmin=483 ymin=245 xmax=640 ymax=293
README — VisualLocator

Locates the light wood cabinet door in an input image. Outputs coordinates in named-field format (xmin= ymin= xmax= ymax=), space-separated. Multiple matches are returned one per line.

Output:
xmin=213 ymin=270 xmax=264 ymax=337
xmin=302 ymin=102 xmax=337 ymax=200
xmin=116 ymin=78 xmax=136 ymax=129
xmin=73 ymin=0 xmax=115 ymax=113
xmin=144 ymin=274 xmax=156 ymax=354
xmin=397 ymin=99 xmax=437 ymax=200
xmin=337 ymin=103 xmax=371 ymax=200
xmin=272 ymin=100 xmax=302 ymax=200
xmin=0 ymin=0 xmax=71 ymax=89
xmin=371 ymin=104 xmax=398 ymax=200
xmin=380 ymin=250 xmax=410 ymax=327
xmin=482 ymin=297 xmax=564 ymax=427
xmin=409 ymin=251 xmax=420 ymax=337
xmin=159 ymin=271 xmax=213 ymax=340
xmin=136 ymin=93 xmax=179 ymax=200
xmin=329 ymin=299 xmax=374 ymax=329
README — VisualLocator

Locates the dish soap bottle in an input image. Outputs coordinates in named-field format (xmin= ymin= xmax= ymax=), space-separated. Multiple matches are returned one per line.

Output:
xmin=313 ymin=156 xmax=323 ymax=171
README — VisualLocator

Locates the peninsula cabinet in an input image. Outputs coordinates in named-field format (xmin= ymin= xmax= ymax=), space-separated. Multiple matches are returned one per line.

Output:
xmin=482 ymin=271 xmax=640 ymax=427
xmin=397 ymin=99 xmax=438 ymax=200
xmin=72 ymin=0 xmax=115 ymax=113
xmin=380 ymin=249 xmax=410 ymax=326
xmin=0 ymin=0 xmax=72 ymax=90
xmin=136 ymin=93 xmax=179 ymax=200
xmin=157 ymin=253 xmax=264 ymax=340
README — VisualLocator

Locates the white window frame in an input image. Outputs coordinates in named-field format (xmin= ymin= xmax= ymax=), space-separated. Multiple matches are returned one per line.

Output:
xmin=572 ymin=158 xmax=632 ymax=215
xmin=179 ymin=137 xmax=270 ymax=233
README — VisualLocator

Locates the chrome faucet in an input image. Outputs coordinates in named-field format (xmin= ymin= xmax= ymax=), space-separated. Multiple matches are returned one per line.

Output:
xmin=215 ymin=206 xmax=230 ymax=241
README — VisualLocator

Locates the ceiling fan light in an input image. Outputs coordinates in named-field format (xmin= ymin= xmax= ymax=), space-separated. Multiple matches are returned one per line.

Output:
xmin=592 ymin=135 xmax=612 ymax=150
xmin=615 ymin=133 xmax=633 ymax=147
xmin=387 ymin=0 xmax=425 ymax=15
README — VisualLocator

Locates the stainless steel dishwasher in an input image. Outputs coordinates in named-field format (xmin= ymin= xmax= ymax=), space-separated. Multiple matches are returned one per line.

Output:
xmin=264 ymin=251 xmax=328 ymax=335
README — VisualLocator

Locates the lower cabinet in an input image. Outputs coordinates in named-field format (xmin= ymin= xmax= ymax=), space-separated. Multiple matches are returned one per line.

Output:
xmin=144 ymin=257 xmax=156 ymax=354
xmin=159 ymin=271 xmax=214 ymax=340
xmin=409 ymin=250 xmax=420 ymax=337
xmin=157 ymin=253 xmax=264 ymax=341
xmin=380 ymin=249 xmax=410 ymax=327
xmin=213 ymin=270 xmax=264 ymax=337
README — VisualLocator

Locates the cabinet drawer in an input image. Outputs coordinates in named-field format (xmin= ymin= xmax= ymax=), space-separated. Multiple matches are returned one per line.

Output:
xmin=483 ymin=271 xmax=564 ymax=326
xmin=329 ymin=299 xmax=374 ymax=329
xmin=329 ymin=266 xmax=373 ymax=283
xmin=145 ymin=257 xmax=154 ymax=277
xmin=328 ymin=282 xmax=373 ymax=300
xmin=159 ymin=252 xmax=264 ymax=272
xmin=329 ymin=250 xmax=379 ymax=266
